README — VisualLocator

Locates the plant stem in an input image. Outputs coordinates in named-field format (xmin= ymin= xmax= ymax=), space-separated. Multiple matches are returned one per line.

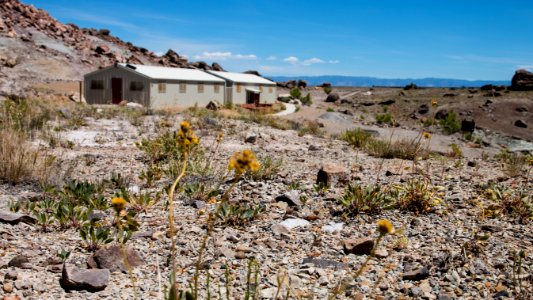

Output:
xmin=168 ymin=151 xmax=188 ymax=298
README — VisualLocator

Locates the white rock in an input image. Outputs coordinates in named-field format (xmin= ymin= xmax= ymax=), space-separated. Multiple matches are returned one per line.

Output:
xmin=277 ymin=218 xmax=310 ymax=231
xmin=321 ymin=222 xmax=344 ymax=234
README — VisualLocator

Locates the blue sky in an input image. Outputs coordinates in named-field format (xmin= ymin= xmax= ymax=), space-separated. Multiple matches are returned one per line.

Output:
xmin=28 ymin=0 xmax=533 ymax=80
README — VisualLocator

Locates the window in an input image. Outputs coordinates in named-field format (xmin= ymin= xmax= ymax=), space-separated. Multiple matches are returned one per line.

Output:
xmin=158 ymin=82 xmax=166 ymax=93
xmin=130 ymin=81 xmax=144 ymax=91
xmin=214 ymin=84 xmax=220 ymax=93
xmin=179 ymin=83 xmax=186 ymax=93
xmin=90 ymin=80 xmax=104 ymax=90
xmin=259 ymin=85 xmax=264 ymax=92
xmin=198 ymin=83 xmax=204 ymax=93
xmin=236 ymin=84 xmax=242 ymax=93
xmin=268 ymin=86 xmax=273 ymax=93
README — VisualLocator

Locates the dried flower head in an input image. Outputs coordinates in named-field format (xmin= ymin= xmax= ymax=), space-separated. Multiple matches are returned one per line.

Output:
xmin=423 ymin=132 xmax=432 ymax=139
xmin=112 ymin=197 xmax=127 ymax=212
xmin=377 ymin=219 xmax=395 ymax=235
xmin=177 ymin=121 xmax=199 ymax=150
xmin=216 ymin=132 xmax=225 ymax=143
xmin=431 ymin=99 xmax=438 ymax=107
xmin=528 ymin=158 xmax=533 ymax=167
xmin=228 ymin=149 xmax=261 ymax=175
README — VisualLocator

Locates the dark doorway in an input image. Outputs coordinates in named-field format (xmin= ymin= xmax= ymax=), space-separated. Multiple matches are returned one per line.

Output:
xmin=111 ymin=78 xmax=123 ymax=104
xmin=246 ymin=90 xmax=260 ymax=104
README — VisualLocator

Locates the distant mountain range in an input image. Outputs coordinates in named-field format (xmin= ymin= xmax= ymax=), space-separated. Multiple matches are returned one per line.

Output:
xmin=269 ymin=75 xmax=509 ymax=88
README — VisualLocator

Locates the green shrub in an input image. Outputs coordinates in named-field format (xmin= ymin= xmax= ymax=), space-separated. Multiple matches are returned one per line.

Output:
xmin=290 ymin=87 xmax=302 ymax=99
xmin=341 ymin=128 xmax=374 ymax=148
xmin=375 ymin=113 xmax=393 ymax=125
xmin=250 ymin=155 xmax=283 ymax=180
xmin=366 ymin=138 xmax=420 ymax=160
xmin=323 ymin=87 xmax=332 ymax=94
xmin=326 ymin=108 xmax=334 ymax=112
xmin=338 ymin=184 xmax=393 ymax=216
xmin=439 ymin=111 xmax=461 ymax=134
xmin=215 ymin=202 xmax=265 ymax=226
xmin=394 ymin=178 xmax=441 ymax=214
xmin=301 ymin=93 xmax=312 ymax=106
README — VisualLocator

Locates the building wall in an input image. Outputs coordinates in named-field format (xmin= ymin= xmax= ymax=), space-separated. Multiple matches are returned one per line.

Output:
xmin=230 ymin=83 xmax=277 ymax=105
xmin=149 ymin=81 xmax=225 ymax=109
xmin=84 ymin=66 xmax=151 ymax=106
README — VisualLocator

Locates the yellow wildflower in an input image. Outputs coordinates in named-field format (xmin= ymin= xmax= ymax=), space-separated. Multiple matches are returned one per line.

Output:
xmin=228 ymin=149 xmax=261 ymax=175
xmin=177 ymin=121 xmax=199 ymax=150
xmin=423 ymin=132 xmax=432 ymax=139
xmin=216 ymin=132 xmax=225 ymax=143
xmin=528 ymin=158 xmax=533 ymax=167
xmin=431 ymin=99 xmax=438 ymax=107
xmin=377 ymin=219 xmax=395 ymax=235
xmin=111 ymin=197 xmax=127 ymax=212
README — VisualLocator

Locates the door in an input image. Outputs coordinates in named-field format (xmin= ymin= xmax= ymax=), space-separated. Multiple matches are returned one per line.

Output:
xmin=111 ymin=78 xmax=122 ymax=104
xmin=246 ymin=91 xmax=254 ymax=104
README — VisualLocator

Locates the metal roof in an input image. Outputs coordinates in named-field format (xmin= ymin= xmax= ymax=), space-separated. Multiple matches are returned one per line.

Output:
xmin=207 ymin=71 xmax=276 ymax=85
xmin=117 ymin=64 xmax=225 ymax=83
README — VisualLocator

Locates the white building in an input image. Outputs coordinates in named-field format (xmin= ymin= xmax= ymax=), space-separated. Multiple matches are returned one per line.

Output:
xmin=206 ymin=71 xmax=277 ymax=105
xmin=84 ymin=63 xmax=226 ymax=108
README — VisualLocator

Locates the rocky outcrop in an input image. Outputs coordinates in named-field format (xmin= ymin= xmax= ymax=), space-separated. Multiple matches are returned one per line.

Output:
xmin=60 ymin=264 xmax=110 ymax=292
xmin=510 ymin=69 xmax=533 ymax=91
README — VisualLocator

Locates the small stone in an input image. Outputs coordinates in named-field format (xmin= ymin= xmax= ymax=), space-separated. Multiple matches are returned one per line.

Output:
xmin=235 ymin=251 xmax=246 ymax=259
xmin=308 ymin=144 xmax=320 ymax=151
xmin=14 ymin=279 xmax=29 ymax=290
xmin=0 ymin=211 xmax=36 ymax=225
xmin=514 ymin=119 xmax=528 ymax=128
xmin=274 ymin=218 xmax=310 ymax=232
xmin=402 ymin=267 xmax=430 ymax=281
xmin=245 ymin=134 xmax=257 ymax=144
xmin=437 ymin=293 xmax=453 ymax=300
xmin=321 ymin=222 xmax=344 ymax=234
xmin=467 ymin=161 xmax=476 ymax=167
xmin=316 ymin=163 xmax=348 ymax=187
xmin=3 ymin=282 xmax=13 ymax=293
xmin=5 ymin=270 xmax=18 ymax=280
xmin=8 ymin=255 xmax=30 ymax=269
xmin=374 ymin=249 xmax=389 ymax=259
xmin=275 ymin=190 xmax=302 ymax=207
xmin=343 ymin=238 xmax=374 ymax=255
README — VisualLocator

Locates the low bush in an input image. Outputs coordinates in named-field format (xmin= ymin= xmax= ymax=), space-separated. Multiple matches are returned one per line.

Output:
xmin=341 ymin=128 xmax=374 ymax=148
xmin=338 ymin=184 xmax=393 ymax=216
xmin=439 ymin=111 xmax=461 ymax=134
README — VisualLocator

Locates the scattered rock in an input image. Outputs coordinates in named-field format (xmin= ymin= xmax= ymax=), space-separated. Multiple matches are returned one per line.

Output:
xmin=206 ymin=100 xmax=222 ymax=111
xmin=60 ymin=264 xmax=110 ymax=292
xmin=402 ymin=267 xmax=430 ymax=281
xmin=515 ymin=106 xmax=528 ymax=112
xmin=321 ymin=222 xmax=344 ymax=234
xmin=343 ymin=238 xmax=374 ymax=255
xmin=3 ymin=282 xmax=14 ymax=293
xmin=316 ymin=163 xmax=348 ymax=187
xmin=87 ymin=245 xmax=144 ymax=273
xmin=0 ymin=211 xmax=36 ymax=225
xmin=379 ymin=99 xmax=395 ymax=105
xmin=275 ymin=190 xmax=302 ymax=207
xmin=325 ymin=93 xmax=340 ymax=103
xmin=8 ymin=255 xmax=30 ymax=269
xmin=435 ymin=109 xmax=449 ymax=120
xmin=461 ymin=118 xmax=475 ymax=132
xmin=514 ymin=119 xmax=528 ymax=128
xmin=245 ymin=134 xmax=257 ymax=144
xmin=301 ymin=257 xmax=347 ymax=270
xmin=403 ymin=83 xmax=418 ymax=90
xmin=273 ymin=218 xmax=310 ymax=233
xmin=418 ymin=104 xmax=429 ymax=114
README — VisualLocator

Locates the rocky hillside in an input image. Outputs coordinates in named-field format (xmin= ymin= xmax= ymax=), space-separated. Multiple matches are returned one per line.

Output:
xmin=0 ymin=0 xmax=225 ymax=97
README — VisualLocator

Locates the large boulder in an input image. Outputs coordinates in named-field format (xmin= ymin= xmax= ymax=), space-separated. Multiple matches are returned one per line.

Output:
xmin=297 ymin=80 xmax=307 ymax=89
xmin=212 ymin=62 xmax=225 ymax=71
xmin=244 ymin=70 xmax=261 ymax=76
xmin=461 ymin=118 xmax=476 ymax=133
xmin=510 ymin=69 xmax=533 ymax=91
xmin=325 ymin=93 xmax=340 ymax=103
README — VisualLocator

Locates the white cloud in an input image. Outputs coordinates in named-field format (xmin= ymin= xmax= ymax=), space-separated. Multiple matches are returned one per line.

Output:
xmin=328 ymin=60 xmax=340 ymax=64
xmin=283 ymin=56 xmax=299 ymax=64
xmin=266 ymin=56 xmax=277 ymax=61
xmin=302 ymin=57 xmax=325 ymax=65
xmin=193 ymin=52 xmax=257 ymax=61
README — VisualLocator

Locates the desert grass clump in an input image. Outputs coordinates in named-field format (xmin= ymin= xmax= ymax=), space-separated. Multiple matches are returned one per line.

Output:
xmin=394 ymin=178 xmax=442 ymax=214
xmin=338 ymin=184 xmax=393 ymax=216
xmin=366 ymin=138 xmax=421 ymax=160
xmin=375 ymin=112 xmax=394 ymax=125
xmin=483 ymin=185 xmax=532 ymax=224
xmin=0 ymin=128 xmax=40 ymax=183
xmin=341 ymin=128 xmax=374 ymax=148
xmin=439 ymin=110 xmax=461 ymax=134
xmin=495 ymin=150 xmax=531 ymax=177
xmin=249 ymin=155 xmax=282 ymax=181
